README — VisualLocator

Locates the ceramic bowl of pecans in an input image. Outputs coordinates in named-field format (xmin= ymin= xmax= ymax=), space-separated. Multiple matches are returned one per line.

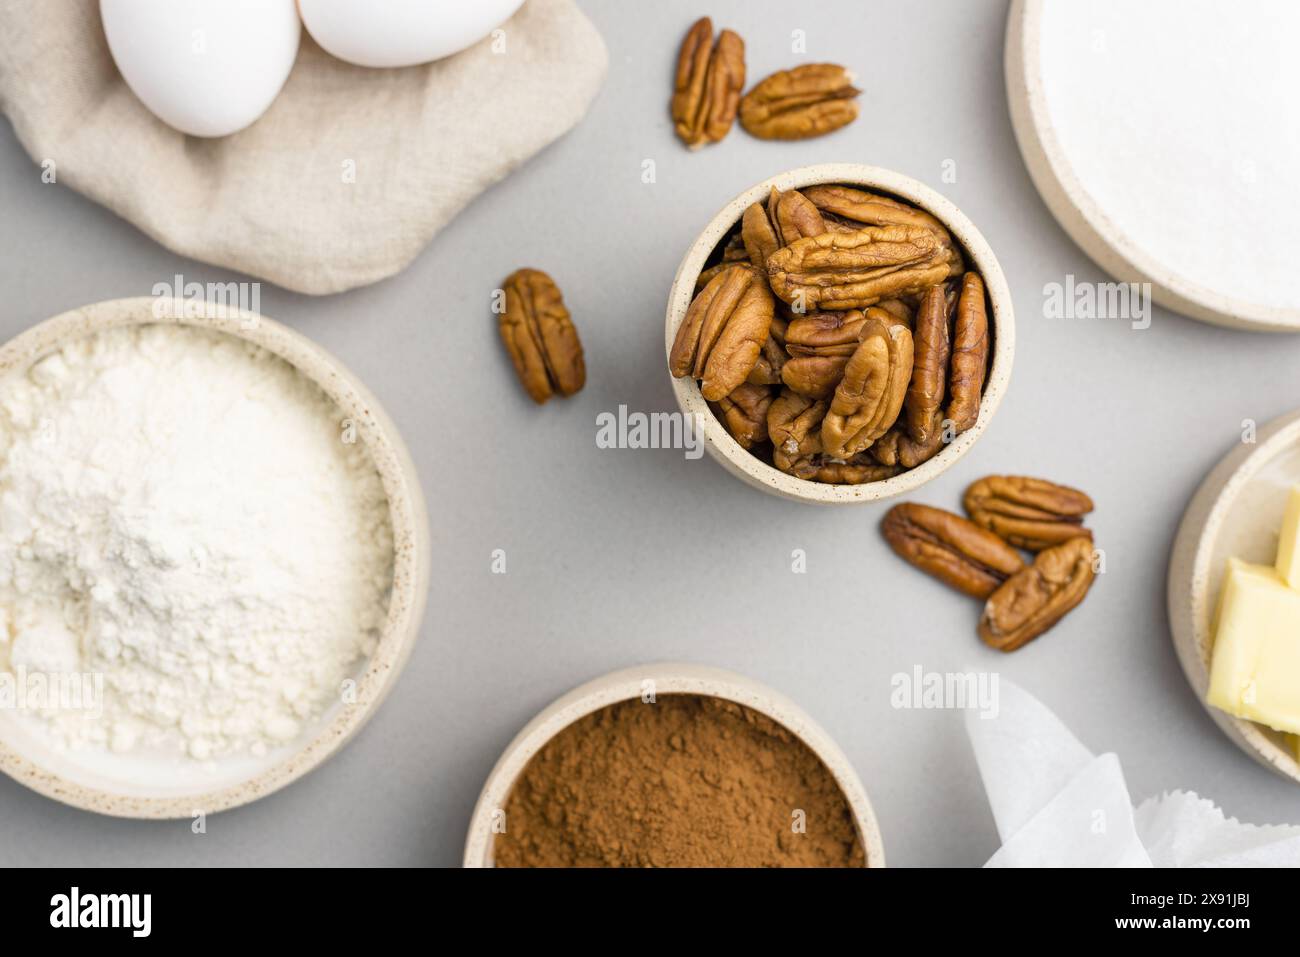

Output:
xmin=665 ymin=164 xmax=1015 ymax=504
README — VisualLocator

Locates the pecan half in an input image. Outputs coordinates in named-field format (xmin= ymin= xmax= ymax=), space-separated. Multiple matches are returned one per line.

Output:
xmin=670 ymin=264 xmax=774 ymax=402
xmin=946 ymin=271 xmax=989 ymax=433
xmin=694 ymin=262 xmax=727 ymax=293
xmin=746 ymin=345 xmax=784 ymax=385
xmin=766 ymin=225 xmax=951 ymax=311
xmin=714 ymin=382 xmax=774 ymax=450
xmin=871 ymin=301 xmax=914 ymax=328
xmin=979 ymin=537 xmax=1096 ymax=651
xmin=882 ymin=503 xmax=1026 ymax=599
xmin=781 ymin=354 xmax=848 ymax=399
xmin=821 ymin=319 xmax=913 ymax=460
xmin=815 ymin=458 xmax=901 ymax=484
xmin=697 ymin=232 xmax=751 ymax=291
xmin=741 ymin=187 xmax=826 ymax=272
xmin=499 ymin=268 xmax=585 ymax=404
xmin=802 ymin=184 xmax=965 ymax=278
xmin=871 ymin=412 xmax=946 ymax=469
xmin=722 ymin=230 xmax=750 ymax=261
xmin=780 ymin=309 xmax=868 ymax=398
xmin=747 ymin=315 xmax=788 ymax=385
xmin=739 ymin=64 xmax=860 ymax=140
xmin=963 ymin=476 xmax=1094 ymax=551
xmin=671 ymin=18 xmax=745 ymax=149
xmin=767 ymin=389 xmax=899 ymax=483
xmin=802 ymin=184 xmax=948 ymax=236
xmin=904 ymin=285 xmax=952 ymax=444
xmin=769 ymin=389 xmax=827 ymax=478
xmin=785 ymin=310 xmax=868 ymax=356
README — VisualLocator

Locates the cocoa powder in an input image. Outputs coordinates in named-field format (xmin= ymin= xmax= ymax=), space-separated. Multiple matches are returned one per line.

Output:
xmin=493 ymin=694 xmax=865 ymax=868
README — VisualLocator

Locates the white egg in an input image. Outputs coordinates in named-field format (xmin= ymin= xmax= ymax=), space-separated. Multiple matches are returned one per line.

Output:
xmin=298 ymin=0 xmax=526 ymax=69
xmin=101 ymin=0 xmax=300 ymax=138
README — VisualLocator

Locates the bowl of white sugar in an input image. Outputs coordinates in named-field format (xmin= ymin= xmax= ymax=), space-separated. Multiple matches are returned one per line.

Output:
xmin=0 ymin=297 xmax=430 ymax=817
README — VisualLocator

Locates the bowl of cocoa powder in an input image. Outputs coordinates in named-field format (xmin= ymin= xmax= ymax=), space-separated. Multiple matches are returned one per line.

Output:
xmin=664 ymin=163 xmax=1015 ymax=505
xmin=464 ymin=663 xmax=883 ymax=868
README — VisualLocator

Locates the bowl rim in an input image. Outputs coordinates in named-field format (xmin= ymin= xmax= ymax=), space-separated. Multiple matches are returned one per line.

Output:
xmin=1167 ymin=408 xmax=1300 ymax=783
xmin=0 ymin=297 xmax=432 ymax=818
xmin=1006 ymin=0 xmax=1300 ymax=333
xmin=663 ymin=162 xmax=1016 ymax=505
xmin=463 ymin=661 xmax=887 ymax=868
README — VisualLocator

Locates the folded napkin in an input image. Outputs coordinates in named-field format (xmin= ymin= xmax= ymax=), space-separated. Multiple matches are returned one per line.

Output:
xmin=967 ymin=678 xmax=1300 ymax=867
xmin=0 ymin=0 xmax=607 ymax=295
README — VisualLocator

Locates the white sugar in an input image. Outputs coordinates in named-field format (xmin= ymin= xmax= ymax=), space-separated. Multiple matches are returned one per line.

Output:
xmin=1039 ymin=0 xmax=1300 ymax=311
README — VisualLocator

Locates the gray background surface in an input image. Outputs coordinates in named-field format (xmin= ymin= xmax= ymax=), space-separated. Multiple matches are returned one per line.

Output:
xmin=2 ymin=0 xmax=1299 ymax=867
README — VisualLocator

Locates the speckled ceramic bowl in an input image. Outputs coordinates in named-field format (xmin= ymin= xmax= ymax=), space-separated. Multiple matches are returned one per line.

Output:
xmin=665 ymin=164 xmax=1015 ymax=505
xmin=463 ymin=662 xmax=885 ymax=867
xmin=1168 ymin=408 xmax=1300 ymax=784
xmin=0 ymin=297 xmax=431 ymax=818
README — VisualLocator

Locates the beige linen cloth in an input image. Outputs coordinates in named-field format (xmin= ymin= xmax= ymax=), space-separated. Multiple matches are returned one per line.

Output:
xmin=0 ymin=0 xmax=607 ymax=294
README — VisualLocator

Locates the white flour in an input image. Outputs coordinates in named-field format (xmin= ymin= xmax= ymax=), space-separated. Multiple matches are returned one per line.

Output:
xmin=1039 ymin=0 xmax=1300 ymax=311
xmin=0 ymin=324 xmax=393 ymax=760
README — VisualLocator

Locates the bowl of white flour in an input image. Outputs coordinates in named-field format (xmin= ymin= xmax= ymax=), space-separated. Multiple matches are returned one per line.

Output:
xmin=0 ymin=297 xmax=430 ymax=817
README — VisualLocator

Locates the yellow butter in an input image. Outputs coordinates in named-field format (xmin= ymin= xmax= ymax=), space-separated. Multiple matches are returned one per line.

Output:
xmin=1207 ymin=558 xmax=1300 ymax=735
xmin=1276 ymin=486 xmax=1300 ymax=591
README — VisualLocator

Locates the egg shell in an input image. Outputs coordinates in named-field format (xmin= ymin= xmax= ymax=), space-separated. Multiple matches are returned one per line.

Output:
xmin=297 ymin=0 xmax=525 ymax=68
xmin=101 ymin=0 xmax=301 ymax=138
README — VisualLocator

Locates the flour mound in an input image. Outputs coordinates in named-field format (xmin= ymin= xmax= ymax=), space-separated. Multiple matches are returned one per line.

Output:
xmin=0 ymin=324 xmax=394 ymax=761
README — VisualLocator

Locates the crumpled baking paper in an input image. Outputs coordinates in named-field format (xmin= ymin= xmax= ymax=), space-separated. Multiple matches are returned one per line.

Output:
xmin=966 ymin=678 xmax=1300 ymax=867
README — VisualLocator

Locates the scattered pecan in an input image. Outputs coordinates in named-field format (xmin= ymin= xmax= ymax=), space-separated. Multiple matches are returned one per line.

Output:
xmin=766 ymin=225 xmax=951 ymax=311
xmin=671 ymin=18 xmax=746 ymax=150
xmin=963 ymin=476 xmax=1094 ymax=551
xmin=741 ymin=188 xmax=826 ymax=272
xmin=821 ymin=319 xmax=913 ymax=459
xmin=670 ymin=264 xmax=774 ymax=401
xmin=979 ymin=537 xmax=1096 ymax=651
xmin=904 ymin=285 xmax=952 ymax=444
xmin=946 ymin=272 xmax=989 ymax=433
xmin=881 ymin=503 xmax=1026 ymax=599
xmin=714 ymin=382 xmax=774 ymax=450
xmin=499 ymin=268 xmax=585 ymax=404
xmin=739 ymin=64 xmax=860 ymax=140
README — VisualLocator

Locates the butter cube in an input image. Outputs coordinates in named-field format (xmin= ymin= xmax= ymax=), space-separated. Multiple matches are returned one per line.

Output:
xmin=1207 ymin=558 xmax=1300 ymax=735
xmin=1276 ymin=486 xmax=1300 ymax=590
